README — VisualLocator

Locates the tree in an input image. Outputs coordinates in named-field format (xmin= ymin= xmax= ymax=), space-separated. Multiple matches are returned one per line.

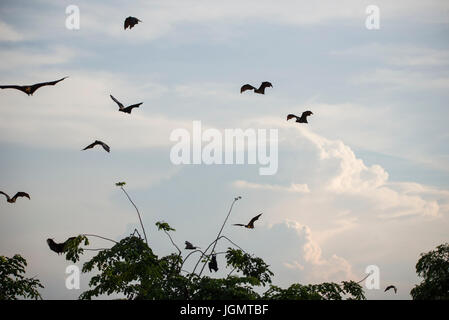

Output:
xmin=411 ymin=243 xmax=449 ymax=300
xmin=0 ymin=254 xmax=44 ymax=300
xmin=59 ymin=188 xmax=367 ymax=300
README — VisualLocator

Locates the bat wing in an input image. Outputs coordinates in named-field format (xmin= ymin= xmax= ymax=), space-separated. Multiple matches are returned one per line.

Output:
xmin=124 ymin=17 xmax=140 ymax=29
xmin=110 ymin=95 xmax=124 ymax=109
xmin=287 ymin=114 xmax=298 ymax=121
xmin=240 ymin=84 xmax=256 ymax=93
xmin=385 ymin=285 xmax=396 ymax=292
xmin=122 ymin=102 xmax=143 ymax=113
xmin=260 ymin=81 xmax=273 ymax=90
xmin=0 ymin=85 xmax=29 ymax=94
xmin=248 ymin=213 xmax=262 ymax=227
xmin=0 ymin=191 xmax=11 ymax=201
xmin=301 ymin=110 xmax=313 ymax=118
xmin=99 ymin=141 xmax=110 ymax=152
xmin=29 ymin=77 xmax=68 ymax=94
xmin=12 ymin=192 xmax=30 ymax=201
xmin=124 ymin=17 xmax=131 ymax=29
xmin=82 ymin=142 xmax=97 ymax=150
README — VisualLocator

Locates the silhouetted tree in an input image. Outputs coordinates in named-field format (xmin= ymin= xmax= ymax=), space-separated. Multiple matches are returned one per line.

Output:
xmin=0 ymin=254 xmax=43 ymax=300
xmin=411 ymin=243 xmax=449 ymax=300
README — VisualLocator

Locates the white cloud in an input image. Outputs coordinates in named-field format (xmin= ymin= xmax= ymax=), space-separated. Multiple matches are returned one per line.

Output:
xmin=331 ymin=43 xmax=449 ymax=67
xmin=0 ymin=21 xmax=23 ymax=42
xmin=233 ymin=180 xmax=310 ymax=193
xmin=0 ymin=46 xmax=83 ymax=70
xmin=352 ymin=68 xmax=449 ymax=91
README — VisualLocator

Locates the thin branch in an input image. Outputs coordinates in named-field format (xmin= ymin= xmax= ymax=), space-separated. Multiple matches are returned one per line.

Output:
xmin=220 ymin=236 xmax=246 ymax=253
xmin=119 ymin=186 xmax=148 ymax=245
xmin=197 ymin=196 xmax=241 ymax=277
xmin=355 ymin=271 xmax=373 ymax=284
xmin=82 ymin=234 xmax=118 ymax=244
xmin=164 ymin=230 xmax=182 ymax=255
xmin=191 ymin=234 xmax=245 ymax=275
xmin=227 ymin=267 xmax=237 ymax=278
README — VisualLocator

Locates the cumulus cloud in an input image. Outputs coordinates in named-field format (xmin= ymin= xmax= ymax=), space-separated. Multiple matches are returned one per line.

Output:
xmin=233 ymin=180 xmax=310 ymax=193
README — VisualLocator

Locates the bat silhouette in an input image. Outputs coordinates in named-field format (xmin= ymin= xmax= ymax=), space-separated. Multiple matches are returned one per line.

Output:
xmin=185 ymin=241 xmax=200 ymax=250
xmin=0 ymin=191 xmax=30 ymax=203
xmin=46 ymin=237 xmax=76 ymax=255
xmin=240 ymin=81 xmax=273 ymax=94
xmin=110 ymin=95 xmax=143 ymax=114
xmin=82 ymin=140 xmax=110 ymax=153
xmin=124 ymin=16 xmax=141 ymax=29
xmin=208 ymin=254 xmax=218 ymax=272
xmin=287 ymin=111 xmax=313 ymax=123
xmin=0 ymin=77 xmax=68 ymax=96
xmin=233 ymin=213 xmax=262 ymax=229
xmin=385 ymin=285 xmax=397 ymax=294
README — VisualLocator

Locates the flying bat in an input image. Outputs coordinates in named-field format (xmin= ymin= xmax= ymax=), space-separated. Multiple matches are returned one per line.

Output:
xmin=185 ymin=241 xmax=200 ymax=250
xmin=233 ymin=213 xmax=262 ymax=229
xmin=0 ymin=77 xmax=68 ymax=96
xmin=82 ymin=140 xmax=110 ymax=153
xmin=124 ymin=16 xmax=141 ymax=29
xmin=384 ymin=285 xmax=397 ymax=294
xmin=46 ymin=237 xmax=76 ymax=255
xmin=0 ymin=191 xmax=30 ymax=203
xmin=240 ymin=81 xmax=273 ymax=94
xmin=110 ymin=94 xmax=143 ymax=114
xmin=287 ymin=111 xmax=313 ymax=123
xmin=208 ymin=254 xmax=218 ymax=273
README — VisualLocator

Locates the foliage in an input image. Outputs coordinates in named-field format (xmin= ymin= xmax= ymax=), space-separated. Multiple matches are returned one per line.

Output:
xmin=0 ymin=254 xmax=44 ymax=300
xmin=64 ymin=235 xmax=89 ymax=263
xmin=411 ymin=243 xmax=449 ymax=300
xmin=156 ymin=221 xmax=176 ymax=232
xmin=62 ymin=221 xmax=366 ymax=300
xmin=263 ymin=281 xmax=365 ymax=300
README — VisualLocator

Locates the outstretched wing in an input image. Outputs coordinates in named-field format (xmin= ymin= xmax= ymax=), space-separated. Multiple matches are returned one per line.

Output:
xmin=260 ymin=81 xmax=273 ymax=90
xmin=29 ymin=77 xmax=68 ymax=94
xmin=110 ymin=95 xmax=125 ymax=109
xmin=82 ymin=141 xmax=97 ymax=150
xmin=0 ymin=85 xmax=29 ymax=94
xmin=11 ymin=192 xmax=30 ymax=201
xmin=0 ymin=191 xmax=11 ymax=201
xmin=287 ymin=114 xmax=298 ymax=121
xmin=248 ymin=213 xmax=262 ymax=227
xmin=122 ymin=102 xmax=143 ymax=114
xmin=301 ymin=110 xmax=313 ymax=118
xmin=233 ymin=223 xmax=246 ymax=227
xmin=255 ymin=81 xmax=272 ymax=94
xmin=240 ymin=84 xmax=256 ymax=93
xmin=99 ymin=141 xmax=110 ymax=153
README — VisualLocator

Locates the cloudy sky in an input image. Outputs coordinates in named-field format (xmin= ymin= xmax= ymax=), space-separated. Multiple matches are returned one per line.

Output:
xmin=0 ymin=0 xmax=448 ymax=300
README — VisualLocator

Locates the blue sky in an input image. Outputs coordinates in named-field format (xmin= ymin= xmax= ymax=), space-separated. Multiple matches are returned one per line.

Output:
xmin=0 ymin=0 xmax=448 ymax=299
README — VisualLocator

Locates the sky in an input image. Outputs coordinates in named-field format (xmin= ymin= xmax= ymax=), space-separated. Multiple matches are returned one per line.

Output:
xmin=0 ymin=0 xmax=448 ymax=300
